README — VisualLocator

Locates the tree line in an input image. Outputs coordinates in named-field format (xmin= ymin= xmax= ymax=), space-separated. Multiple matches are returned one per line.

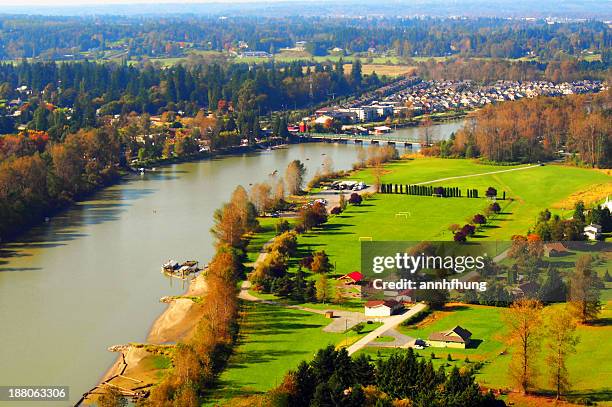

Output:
xmin=229 ymin=345 xmax=503 ymax=406
xmin=414 ymin=57 xmax=610 ymax=84
xmin=0 ymin=59 xmax=376 ymax=134
xmin=425 ymin=89 xmax=611 ymax=167
xmin=0 ymin=127 xmax=121 ymax=241
xmin=147 ymin=186 xmax=260 ymax=405
xmin=0 ymin=15 xmax=608 ymax=62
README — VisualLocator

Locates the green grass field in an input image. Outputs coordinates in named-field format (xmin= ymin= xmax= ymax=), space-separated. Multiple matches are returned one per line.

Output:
xmin=352 ymin=158 xmax=611 ymax=239
xmin=221 ymin=157 xmax=610 ymax=404
xmin=206 ymin=301 xmax=379 ymax=405
xmin=358 ymin=302 xmax=612 ymax=403
xmin=397 ymin=304 xmax=507 ymax=358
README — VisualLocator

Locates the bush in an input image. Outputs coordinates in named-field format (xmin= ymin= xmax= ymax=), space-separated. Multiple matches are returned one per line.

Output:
xmin=275 ymin=219 xmax=291 ymax=234
xmin=350 ymin=322 xmax=365 ymax=334
xmin=454 ymin=230 xmax=467 ymax=242
xmin=472 ymin=214 xmax=487 ymax=225
xmin=348 ymin=193 xmax=363 ymax=205
xmin=330 ymin=206 xmax=342 ymax=215
xmin=489 ymin=202 xmax=501 ymax=213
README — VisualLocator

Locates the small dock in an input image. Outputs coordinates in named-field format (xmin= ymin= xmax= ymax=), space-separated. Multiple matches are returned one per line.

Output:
xmin=161 ymin=260 xmax=201 ymax=279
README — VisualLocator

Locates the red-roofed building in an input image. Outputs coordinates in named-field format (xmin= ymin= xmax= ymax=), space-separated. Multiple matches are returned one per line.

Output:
xmin=338 ymin=271 xmax=363 ymax=284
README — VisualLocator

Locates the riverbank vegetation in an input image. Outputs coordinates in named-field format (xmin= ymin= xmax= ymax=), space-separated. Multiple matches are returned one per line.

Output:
xmin=146 ymin=185 xmax=262 ymax=405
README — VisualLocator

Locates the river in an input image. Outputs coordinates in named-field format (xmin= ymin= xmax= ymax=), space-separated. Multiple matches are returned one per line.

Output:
xmin=0 ymin=120 xmax=462 ymax=406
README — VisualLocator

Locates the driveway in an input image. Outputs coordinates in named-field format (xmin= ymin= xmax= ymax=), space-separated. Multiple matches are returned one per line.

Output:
xmin=322 ymin=310 xmax=368 ymax=333
xmin=366 ymin=328 xmax=414 ymax=348
xmin=346 ymin=302 xmax=427 ymax=355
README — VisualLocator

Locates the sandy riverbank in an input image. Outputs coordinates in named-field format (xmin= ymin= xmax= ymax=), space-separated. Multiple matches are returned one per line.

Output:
xmin=82 ymin=273 xmax=207 ymax=405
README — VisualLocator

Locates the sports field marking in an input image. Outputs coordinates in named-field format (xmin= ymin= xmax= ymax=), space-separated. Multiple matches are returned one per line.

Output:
xmin=358 ymin=236 xmax=373 ymax=241
xmin=414 ymin=164 xmax=539 ymax=186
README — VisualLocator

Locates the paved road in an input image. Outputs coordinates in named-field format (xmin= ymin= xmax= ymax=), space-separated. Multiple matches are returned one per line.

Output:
xmin=414 ymin=164 xmax=539 ymax=186
xmin=346 ymin=302 xmax=427 ymax=355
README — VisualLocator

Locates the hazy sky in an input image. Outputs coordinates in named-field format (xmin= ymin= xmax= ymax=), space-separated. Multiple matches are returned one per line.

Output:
xmin=0 ymin=0 xmax=245 ymax=5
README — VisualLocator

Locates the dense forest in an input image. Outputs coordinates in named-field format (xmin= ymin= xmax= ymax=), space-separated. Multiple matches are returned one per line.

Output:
xmin=413 ymin=58 xmax=610 ymax=83
xmin=425 ymin=89 xmax=611 ymax=167
xmin=0 ymin=16 xmax=609 ymax=61
xmin=0 ymin=59 xmax=378 ymax=134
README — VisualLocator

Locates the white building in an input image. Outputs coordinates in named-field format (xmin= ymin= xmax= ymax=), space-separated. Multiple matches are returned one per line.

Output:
xmin=364 ymin=299 xmax=403 ymax=317
xmin=584 ymin=224 xmax=602 ymax=241
xmin=348 ymin=107 xmax=377 ymax=122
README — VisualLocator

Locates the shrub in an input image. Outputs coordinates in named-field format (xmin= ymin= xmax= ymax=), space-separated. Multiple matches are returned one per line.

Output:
xmin=275 ymin=219 xmax=291 ymax=235
xmin=472 ymin=214 xmax=487 ymax=225
xmin=454 ymin=231 xmax=467 ymax=242
xmin=350 ymin=322 xmax=365 ymax=334
xmin=349 ymin=193 xmax=363 ymax=205
xmin=489 ymin=202 xmax=501 ymax=213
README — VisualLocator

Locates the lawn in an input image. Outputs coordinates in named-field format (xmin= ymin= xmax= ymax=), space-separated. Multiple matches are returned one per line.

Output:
xmin=245 ymin=217 xmax=295 ymax=265
xmin=225 ymin=157 xmax=610 ymax=403
xmin=477 ymin=302 xmax=612 ymax=403
xmin=397 ymin=304 xmax=508 ymax=359
xmin=206 ymin=301 xmax=378 ymax=405
xmin=297 ymin=193 xmax=500 ymax=275
xmin=357 ymin=302 xmax=612 ymax=404
xmin=246 ymin=158 xmax=608 ymax=305
xmin=352 ymin=158 xmax=611 ymax=239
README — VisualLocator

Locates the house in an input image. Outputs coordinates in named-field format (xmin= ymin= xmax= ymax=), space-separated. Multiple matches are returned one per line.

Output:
xmin=315 ymin=115 xmax=334 ymax=126
xmin=584 ymin=224 xmax=602 ymax=241
xmin=543 ymin=242 xmax=569 ymax=257
xmin=373 ymin=125 xmax=392 ymax=134
xmin=396 ymin=289 xmax=414 ymax=303
xmin=338 ymin=271 xmax=363 ymax=284
xmin=364 ymin=299 xmax=403 ymax=317
xmin=427 ymin=326 xmax=472 ymax=348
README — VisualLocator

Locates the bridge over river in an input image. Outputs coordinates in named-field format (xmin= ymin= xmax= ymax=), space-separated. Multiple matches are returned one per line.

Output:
xmin=299 ymin=132 xmax=425 ymax=146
